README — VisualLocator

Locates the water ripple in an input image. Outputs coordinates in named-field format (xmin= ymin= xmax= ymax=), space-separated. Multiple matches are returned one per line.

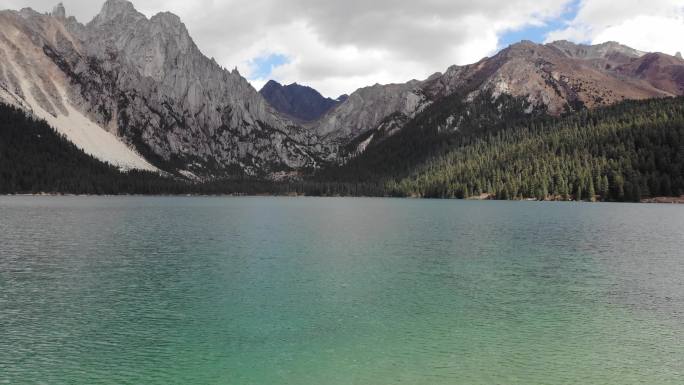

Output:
xmin=1 ymin=197 xmax=683 ymax=384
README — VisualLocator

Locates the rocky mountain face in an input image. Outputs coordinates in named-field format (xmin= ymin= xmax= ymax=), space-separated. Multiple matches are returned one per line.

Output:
xmin=614 ymin=53 xmax=684 ymax=95
xmin=0 ymin=0 xmax=332 ymax=178
xmin=318 ymin=40 xmax=684 ymax=152
xmin=259 ymin=80 xmax=345 ymax=122
xmin=315 ymin=81 xmax=428 ymax=141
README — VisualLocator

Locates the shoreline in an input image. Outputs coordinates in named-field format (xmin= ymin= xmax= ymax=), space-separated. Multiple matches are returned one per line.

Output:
xmin=640 ymin=196 xmax=684 ymax=204
xmin=2 ymin=193 xmax=684 ymax=204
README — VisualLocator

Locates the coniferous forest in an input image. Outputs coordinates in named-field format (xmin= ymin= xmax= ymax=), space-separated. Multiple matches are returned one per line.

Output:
xmin=0 ymin=104 xmax=284 ymax=195
xmin=381 ymin=97 xmax=684 ymax=201
xmin=1 ymin=97 xmax=683 ymax=201
xmin=0 ymin=104 xmax=170 ymax=195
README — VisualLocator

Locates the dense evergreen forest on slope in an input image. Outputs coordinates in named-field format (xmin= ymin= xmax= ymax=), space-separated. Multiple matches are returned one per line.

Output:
xmin=0 ymin=104 xmax=287 ymax=195
xmin=316 ymin=97 xmax=683 ymax=201
xmin=1 ymin=98 xmax=683 ymax=201
xmin=389 ymin=98 xmax=684 ymax=201
xmin=0 ymin=104 xmax=170 ymax=195
xmin=319 ymin=92 xmax=544 ymax=182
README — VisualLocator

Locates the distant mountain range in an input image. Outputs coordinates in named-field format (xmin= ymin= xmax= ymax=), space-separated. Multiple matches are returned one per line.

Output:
xmin=316 ymin=39 xmax=684 ymax=145
xmin=1 ymin=0 xmax=683 ymax=200
xmin=259 ymin=80 xmax=347 ymax=122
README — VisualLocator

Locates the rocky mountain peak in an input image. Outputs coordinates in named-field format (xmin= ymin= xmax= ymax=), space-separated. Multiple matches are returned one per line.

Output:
xmin=502 ymin=40 xmax=549 ymax=58
xmin=90 ymin=0 xmax=145 ymax=26
xmin=51 ymin=3 xmax=66 ymax=19
xmin=548 ymin=40 xmax=644 ymax=60
xmin=81 ymin=1 xmax=201 ymax=81
xmin=676 ymin=52 xmax=683 ymax=60
xmin=18 ymin=7 xmax=40 ymax=18
xmin=148 ymin=11 xmax=191 ymax=48
xmin=150 ymin=11 xmax=183 ymax=27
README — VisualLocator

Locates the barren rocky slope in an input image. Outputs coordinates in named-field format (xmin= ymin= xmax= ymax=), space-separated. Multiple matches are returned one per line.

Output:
xmin=318 ymin=40 xmax=684 ymax=150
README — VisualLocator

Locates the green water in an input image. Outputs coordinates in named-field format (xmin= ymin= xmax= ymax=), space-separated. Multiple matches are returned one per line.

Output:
xmin=1 ymin=197 xmax=683 ymax=384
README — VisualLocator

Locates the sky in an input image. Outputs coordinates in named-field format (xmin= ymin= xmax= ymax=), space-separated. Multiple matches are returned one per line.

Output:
xmin=3 ymin=0 xmax=684 ymax=97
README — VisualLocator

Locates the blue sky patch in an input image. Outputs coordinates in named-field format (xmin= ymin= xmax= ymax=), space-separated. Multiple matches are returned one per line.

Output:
xmin=498 ymin=0 xmax=581 ymax=49
xmin=248 ymin=53 xmax=289 ymax=80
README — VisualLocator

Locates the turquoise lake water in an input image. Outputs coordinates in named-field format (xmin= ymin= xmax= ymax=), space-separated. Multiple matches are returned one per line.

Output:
xmin=1 ymin=197 xmax=683 ymax=384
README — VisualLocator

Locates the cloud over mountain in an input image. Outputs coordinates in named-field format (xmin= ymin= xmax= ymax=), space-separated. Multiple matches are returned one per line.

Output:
xmin=5 ymin=0 xmax=682 ymax=97
xmin=546 ymin=0 xmax=684 ymax=56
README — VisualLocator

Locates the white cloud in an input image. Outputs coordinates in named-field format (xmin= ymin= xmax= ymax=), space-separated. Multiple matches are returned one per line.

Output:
xmin=3 ymin=0 xmax=574 ymax=96
xmin=593 ymin=15 xmax=684 ymax=55
xmin=5 ymin=0 xmax=683 ymax=96
xmin=546 ymin=0 xmax=684 ymax=55
xmin=154 ymin=0 xmax=572 ymax=97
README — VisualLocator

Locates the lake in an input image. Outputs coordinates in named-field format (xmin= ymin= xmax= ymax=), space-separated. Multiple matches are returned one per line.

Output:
xmin=1 ymin=197 xmax=683 ymax=384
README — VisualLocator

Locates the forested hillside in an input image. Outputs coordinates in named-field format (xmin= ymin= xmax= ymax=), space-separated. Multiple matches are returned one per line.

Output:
xmin=0 ymin=104 xmax=286 ymax=195
xmin=0 ymin=104 xmax=180 ymax=194
xmin=389 ymin=97 xmax=684 ymax=201
xmin=321 ymin=91 xmax=544 ymax=182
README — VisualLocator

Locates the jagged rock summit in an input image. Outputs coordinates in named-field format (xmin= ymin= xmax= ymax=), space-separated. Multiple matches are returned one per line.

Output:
xmin=51 ymin=3 xmax=66 ymax=19
xmin=89 ymin=0 xmax=145 ymax=26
